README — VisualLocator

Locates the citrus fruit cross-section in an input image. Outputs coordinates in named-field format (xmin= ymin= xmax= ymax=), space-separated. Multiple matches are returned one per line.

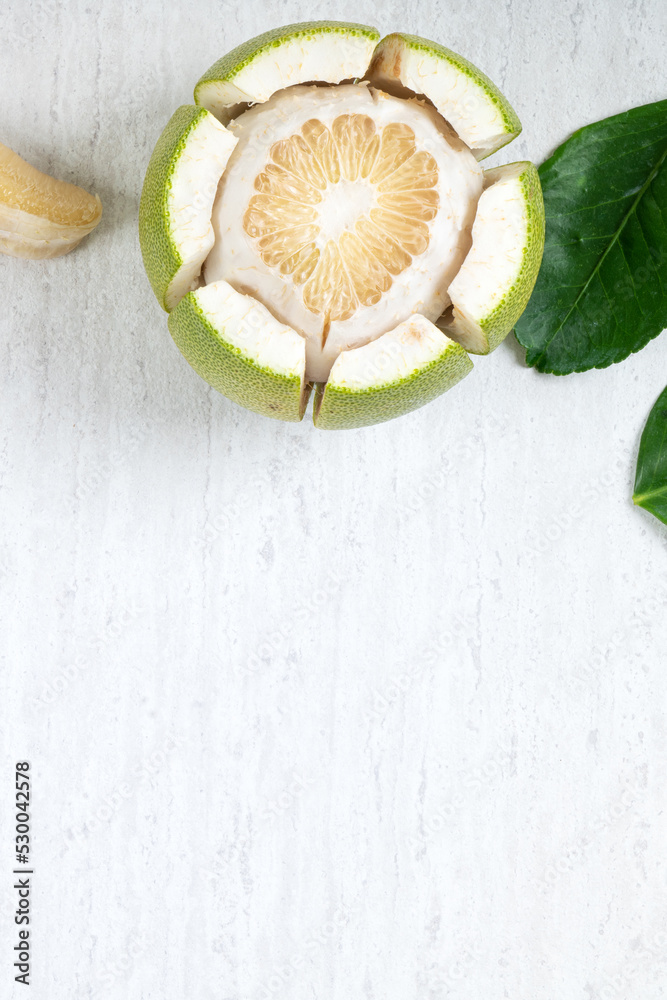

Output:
xmin=139 ymin=21 xmax=545 ymax=428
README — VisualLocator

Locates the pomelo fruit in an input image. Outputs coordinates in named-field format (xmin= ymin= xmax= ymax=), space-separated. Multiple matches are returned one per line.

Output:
xmin=367 ymin=33 xmax=522 ymax=160
xmin=203 ymin=83 xmax=483 ymax=382
xmin=441 ymin=161 xmax=545 ymax=354
xmin=313 ymin=314 xmax=472 ymax=429
xmin=169 ymin=280 xmax=308 ymax=422
xmin=0 ymin=142 xmax=101 ymax=259
xmin=195 ymin=21 xmax=381 ymax=124
xmin=138 ymin=106 xmax=237 ymax=311
xmin=139 ymin=22 xmax=545 ymax=428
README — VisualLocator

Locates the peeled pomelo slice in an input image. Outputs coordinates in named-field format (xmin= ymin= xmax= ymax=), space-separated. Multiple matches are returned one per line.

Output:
xmin=138 ymin=105 xmax=237 ymax=311
xmin=313 ymin=314 xmax=472 ymax=429
xmin=168 ymin=279 xmax=309 ymax=422
xmin=441 ymin=161 xmax=544 ymax=354
xmin=204 ymin=83 xmax=482 ymax=382
xmin=367 ymin=33 xmax=521 ymax=160
xmin=195 ymin=21 xmax=380 ymax=124
xmin=0 ymin=142 xmax=101 ymax=259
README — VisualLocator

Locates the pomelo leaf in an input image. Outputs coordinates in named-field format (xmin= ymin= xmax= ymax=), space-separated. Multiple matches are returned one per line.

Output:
xmin=515 ymin=100 xmax=667 ymax=374
xmin=634 ymin=385 xmax=667 ymax=525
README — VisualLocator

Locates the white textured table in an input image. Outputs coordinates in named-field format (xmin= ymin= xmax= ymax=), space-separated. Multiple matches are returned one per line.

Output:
xmin=2 ymin=1 xmax=667 ymax=997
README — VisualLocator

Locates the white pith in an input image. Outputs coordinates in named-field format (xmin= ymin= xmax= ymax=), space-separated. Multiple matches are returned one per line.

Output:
xmin=203 ymin=83 xmax=483 ymax=382
xmin=154 ymin=31 xmax=538 ymax=407
xmin=195 ymin=279 xmax=306 ymax=377
xmin=326 ymin=313 xmax=461 ymax=389
xmin=196 ymin=31 xmax=379 ymax=123
xmin=0 ymin=200 xmax=101 ymax=258
xmin=368 ymin=36 xmax=520 ymax=159
xmin=446 ymin=162 xmax=530 ymax=351
xmin=165 ymin=112 xmax=237 ymax=310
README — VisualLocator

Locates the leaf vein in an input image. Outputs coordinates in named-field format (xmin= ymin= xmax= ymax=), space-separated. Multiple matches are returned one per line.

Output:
xmin=533 ymin=141 xmax=667 ymax=365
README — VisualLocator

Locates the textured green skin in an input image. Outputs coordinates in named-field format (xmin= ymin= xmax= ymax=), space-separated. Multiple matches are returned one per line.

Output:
xmin=168 ymin=291 xmax=307 ymax=422
xmin=195 ymin=21 xmax=380 ymax=107
xmin=515 ymin=99 xmax=667 ymax=375
xmin=138 ymin=105 xmax=209 ymax=312
xmin=369 ymin=32 xmax=522 ymax=157
xmin=633 ymin=384 xmax=667 ymax=525
xmin=471 ymin=162 xmax=545 ymax=354
xmin=313 ymin=342 xmax=473 ymax=430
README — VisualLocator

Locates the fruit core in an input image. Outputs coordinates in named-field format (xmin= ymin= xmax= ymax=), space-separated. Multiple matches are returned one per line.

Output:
xmin=204 ymin=83 xmax=483 ymax=381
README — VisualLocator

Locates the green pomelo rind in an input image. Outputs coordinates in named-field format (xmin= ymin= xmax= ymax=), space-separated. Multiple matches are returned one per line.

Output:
xmin=139 ymin=105 xmax=212 ymax=312
xmin=448 ymin=161 xmax=545 ymax=354
xmin=314 ymin=339 xmax=473 ymax=430
xmin=168 ymin=289 xmax=308 ymax=423
xmin=195 ymin=21 xmax=380 ymax=115
xmin=481 ymin=162 xmax=545 ymax=351
xmin=368 ymin=32 xmax=522 ymax=159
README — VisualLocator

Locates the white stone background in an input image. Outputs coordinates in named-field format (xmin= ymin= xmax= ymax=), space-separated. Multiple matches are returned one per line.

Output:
xmin=1 ymin=0 xmax=667 ymax=997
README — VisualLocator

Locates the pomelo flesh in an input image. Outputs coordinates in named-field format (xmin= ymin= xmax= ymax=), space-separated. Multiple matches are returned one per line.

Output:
xmin=140 ymin=23 xmax=545 ymax=427
xmin=0 ymin=142 xmax=101 ymax=259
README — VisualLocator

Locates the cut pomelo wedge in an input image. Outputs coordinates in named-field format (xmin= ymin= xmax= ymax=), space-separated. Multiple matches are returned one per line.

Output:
xmin=140 ymin=23 xmax=544 ymax=428
xmin=314 ymin=314 xmax=472 ymax=429
xmin=195 ymin=21 xmax=380 ymax=124
xmin=442 ymin=161 xmax=544 ymax=354
xmin=204 ymin=83 xmax=482 ymax=382
xmin=139 ymin=105 xmax=237 ymax=311
xmin=368 ymin=33 xmax=522 ymax=160
xmin=0 ymin=142 xmax=101 ymax=259
xmin=168 ymin=279 xmax=309 ymax=422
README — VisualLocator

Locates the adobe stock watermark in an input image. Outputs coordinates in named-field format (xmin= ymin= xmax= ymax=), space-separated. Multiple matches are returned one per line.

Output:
xmin=260 ymin=771 xmax=315 ymax=824
xmin=30 ymin=600 xmax=145 ymax=712
xmin=199 ymin=771 xmax=316 ymax=881
xmin=594 ymin=245 xmax=667 ymax=325
xmin=396 ymin=411 xmax=509 ymax=516
xmin=234 ymin=570 xmax=342 ymax=675
xmin=420 ymin=941 xmax=486 ymax=994
xmin=196 ymin=466 xmax=281 ymax=549
xmin=0 ymin=550 xmax=11 ymax=581
xmin=535 ymin=777 xmax=645 ymax=893
xmin=590 ymin=928 xmax=667 ymax=1000
xmin=571 ymin=575 xmax=667 ymax=690
xmin=4 ymin=0 xmax=61 ymax=47
xmin=363 ymin=613 xmax=479 ymax=724
xmin=87 ymin=934 xmax=148 ymax=999
xmin=75 ymin=415 xmax=164 ymax=501
xmin=525 ymin=463 xmax=624 ymax=558
xmin=409 ymin=738 xmax=514 ymax=856
xmin=61 ymin=732 xmax=183 ymax=851
xmin=255 ymin=902 xmax=357 ymax=999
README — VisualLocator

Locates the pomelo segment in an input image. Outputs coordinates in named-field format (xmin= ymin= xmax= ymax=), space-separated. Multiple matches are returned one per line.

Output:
xmin=442 ymin=161 xmax=544 ymax=354
xmin=368 ymin=33 xmax=521 ymax=160
xmin=313 ymin=314 xmax=472 ymax=429
xmin=0 ymin=142 xmax=101 ymax=259
xmin=139 ymin=105 xmax=237 ymax=311
xmin=204 ymin=83 xmax=482 ymax=382
xmin=195 ymin=21 xmax=380 ymax=124
xmin=168 ymin=279 xmax=309 ymax=422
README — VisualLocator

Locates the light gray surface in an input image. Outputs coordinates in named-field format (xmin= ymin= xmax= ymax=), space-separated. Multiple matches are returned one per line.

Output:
xmin=1 ymin=0 xmax=667 ymax=997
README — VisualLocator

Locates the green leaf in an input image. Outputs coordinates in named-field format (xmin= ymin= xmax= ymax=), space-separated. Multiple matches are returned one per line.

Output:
xmin=515 ymin=100 xmax=667 ymax=374
xmin=634 ymin=385 xmax=667 ymax=524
